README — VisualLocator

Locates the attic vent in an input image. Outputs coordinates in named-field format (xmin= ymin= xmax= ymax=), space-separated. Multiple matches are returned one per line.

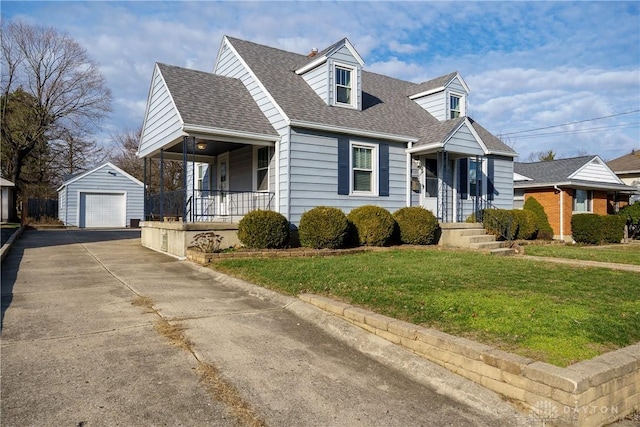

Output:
xmin=307 ymin=47 xmax=318 ymax=58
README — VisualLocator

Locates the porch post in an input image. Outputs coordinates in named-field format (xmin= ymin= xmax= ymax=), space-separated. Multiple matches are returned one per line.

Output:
xmin=182 ymin=137 xmax=188 ymax=223
xmin=143 ymin=157 xmax=147 ymax=219
xmin=160 ymin=148 xmax=164 ymax=218
xmin=406 ymin=142 xmax=413 ymax=207
xmin=474 ymin=155 xmax=480 ymax=215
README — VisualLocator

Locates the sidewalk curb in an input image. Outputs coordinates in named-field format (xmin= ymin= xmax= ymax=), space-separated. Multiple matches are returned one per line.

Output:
xmin=1 ymin=225 xmax=25 ymax=262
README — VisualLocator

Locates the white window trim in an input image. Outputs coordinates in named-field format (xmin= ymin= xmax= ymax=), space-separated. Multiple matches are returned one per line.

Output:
xmin=196 ymin=163 xmax=205 ymax=191
xmin=252 ymin=146 xmax=271 ymax=192
xmin=448 ymin=91 xmax=465 ymax=119
xmin=572 ymin=189 xmax=593 ymax=213
xmin=349 ymin=141 xmax=378 ymax=196
xmin=333 ymin=62 xmax=357 ymax=109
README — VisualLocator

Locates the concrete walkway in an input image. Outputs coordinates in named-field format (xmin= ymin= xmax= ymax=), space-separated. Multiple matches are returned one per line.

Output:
xmin=521 ymin=255 xmax=640 ymax=273
xmin=1 ymin=229 xmax=527 ymax=426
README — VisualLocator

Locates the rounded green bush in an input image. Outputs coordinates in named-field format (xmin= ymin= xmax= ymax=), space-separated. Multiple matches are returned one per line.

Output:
xmin=601 ymin=215 xmax=625 ymax=244
xmin=347 ymin=205 xmax=396 ymax=246
xmin=512 ymin=209 xmax=538 ymax=240
xmin=523 ymin=196 xmax=554 ymax=240
xmin=298 ymin=206 xmax=348 ymax=249
xmin=571 ymin=214 xmax=602 ymax=244
xmin=237 ymin=210 xmax=290 ymax=249
xmin=392 ymin=207 xmax=439 ymax=245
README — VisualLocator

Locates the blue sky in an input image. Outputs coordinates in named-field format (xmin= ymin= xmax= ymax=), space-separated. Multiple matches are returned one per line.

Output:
xmin=3 ymin=1 xmax=639 ymax=161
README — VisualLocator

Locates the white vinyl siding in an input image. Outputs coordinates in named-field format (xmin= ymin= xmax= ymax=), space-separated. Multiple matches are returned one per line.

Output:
xmin=571 ymin=158 xmax=623 ymax=184
xmin=302 ymin=64 xmax=329 ymax=103
xmin=138 ymin=66 xmax=184 ymax=157
xmin=413 ymin=92 xmax=446 ymax=121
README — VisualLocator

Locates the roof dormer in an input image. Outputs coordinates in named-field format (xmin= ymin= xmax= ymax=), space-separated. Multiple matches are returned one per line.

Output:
xmin=295 ymin=38 xmax=364 ymax=110
xmin=409 ymin=72 xmax=470 ymax=121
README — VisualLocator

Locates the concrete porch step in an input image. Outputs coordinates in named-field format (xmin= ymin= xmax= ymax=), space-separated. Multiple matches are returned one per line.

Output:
xmin=469 ymin=241 xmax=504 ymax=251
xmin=464 ymin=235 xmax=496 ymax=244
xmin=490 ymin=247 xmax=517 ymax=256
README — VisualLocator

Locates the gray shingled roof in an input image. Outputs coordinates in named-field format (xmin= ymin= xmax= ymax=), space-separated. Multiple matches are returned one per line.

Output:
xmin=226 ymin=36 xmax=515 ymax=155
xmin=407 ymin=71 xmax=458 ymax=97
xmin=607 ymin=150 xmax=640 ymax=173
xmin=157 ymin=63 xmax=278 ymax=137
xmin=514 ymin=156 xmax=594 ymax=184
xmin=293 ymin=38 xmax=349 ymax=71
xmin=515 ymin=156 xmax=635 ymax=191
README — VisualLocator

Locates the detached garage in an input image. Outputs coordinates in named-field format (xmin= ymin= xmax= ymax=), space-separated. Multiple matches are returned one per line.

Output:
xmin=58 ymin=163 xmax=143 ymax=228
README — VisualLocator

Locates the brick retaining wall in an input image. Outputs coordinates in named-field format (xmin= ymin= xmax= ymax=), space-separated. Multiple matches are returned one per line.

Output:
xmin=300 ymin=294 xmax=639 ymax=427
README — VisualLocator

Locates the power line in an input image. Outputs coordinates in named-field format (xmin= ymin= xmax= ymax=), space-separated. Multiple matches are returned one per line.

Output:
xmin=500 ymin=110 xmax=640 ymax=136
xmin=510 ymin=121 xmax=640 ymax=140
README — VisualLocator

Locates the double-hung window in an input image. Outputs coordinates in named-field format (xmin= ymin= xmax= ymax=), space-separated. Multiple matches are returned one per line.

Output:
xmin=573 ymin=189 xmax=592 ymax=212
xmin=352 ymin=143 xmax=376 ymax=194
xmin=450 ymin=94 xmax=461 ymax=119
xmin=256 ymin=147 xmax=270 ymax=191
xmin=335 ymin=66 xmax=353 ymax=106
xmin=196 ymin=164 xmax=204 ymax=192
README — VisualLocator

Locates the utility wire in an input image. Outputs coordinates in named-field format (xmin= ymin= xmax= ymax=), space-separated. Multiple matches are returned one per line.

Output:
xmin=510 ymin=121 xmax=640 ymax=140
xmin=500 ymin=110 xmax=640 ymax=136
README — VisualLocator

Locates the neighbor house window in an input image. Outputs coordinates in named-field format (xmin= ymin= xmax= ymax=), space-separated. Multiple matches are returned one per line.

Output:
xmin=256 ymin=147 xmax=270 ymax=191
xmin=573 ymin=189 xmax=592 ymax=212
xmin=351 ymin=143 xmax=377 ymax=194
xmin=450 ymin=95 xmax=461 ymax=119
xmin=335 ymin=66 xmax=352 ymax=106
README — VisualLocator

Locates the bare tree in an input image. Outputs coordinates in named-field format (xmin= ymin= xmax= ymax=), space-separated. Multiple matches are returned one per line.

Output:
xmin=110 ymin=127 xmax=183 ymax=193
xmin=1 ymin=19 xmax=111 ymax=220
xmin=525 ymin=150 xmax=557 ymax=162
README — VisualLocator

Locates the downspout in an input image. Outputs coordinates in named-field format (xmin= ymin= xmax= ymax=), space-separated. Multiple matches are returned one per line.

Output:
xmin=406 ymin=142 xmax=413 ymax=207
xmin=554 ymin=185 xmax=563 ymax=240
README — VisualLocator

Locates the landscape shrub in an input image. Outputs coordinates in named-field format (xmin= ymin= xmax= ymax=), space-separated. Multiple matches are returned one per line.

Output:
xmin=347 ymin=205 xmax=396 ymax=246
xmin=392 ymin=207 xmax=439 ymax=245
xmin=571 ymin=214 xmax=602 ymax=244
xmin=618 ymin=201 xmax=640 ymax=239
xmin=512 ymin=209 xmax=538 ymax=240
xmin=601 ymin=215 xmax=626 ymax=244
xmin=237 ymin=210 xmax=290 ymax=249
xmin=523 ymin=197 xmax=554 ymax=240
xmin=298 ymin=206 xmax=349 ymax=249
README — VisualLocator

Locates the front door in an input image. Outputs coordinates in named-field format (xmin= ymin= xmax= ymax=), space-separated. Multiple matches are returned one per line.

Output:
xmin=217 ymin=152 xmax=229 ymax=216
xmin=422 ymin=158 xmax=438 ymax=216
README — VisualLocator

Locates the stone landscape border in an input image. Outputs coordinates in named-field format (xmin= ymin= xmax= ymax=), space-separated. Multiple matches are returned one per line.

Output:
xmin=299 ymin=294 xmax=639 ymax=427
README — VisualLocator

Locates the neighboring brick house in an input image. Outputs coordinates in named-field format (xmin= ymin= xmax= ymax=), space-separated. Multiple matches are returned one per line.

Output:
xmin=607 ymin=149 xmax=640 ymax=204
xmin=514 ymin=156 xmax=636 ymax=241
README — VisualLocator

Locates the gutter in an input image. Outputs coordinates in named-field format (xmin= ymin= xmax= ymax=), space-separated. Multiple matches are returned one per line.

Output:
xmin=554 ymin=185 xmax=564 ymax=241
xmin=289 ymin=120 xmax=417 ymax=144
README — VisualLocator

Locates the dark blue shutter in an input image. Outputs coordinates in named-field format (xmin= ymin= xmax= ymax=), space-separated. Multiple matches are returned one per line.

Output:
xmin=379 ymin=143 xmax=389 ymax=197
xmin=487 ymin=158 xmax=495 ymax=201
xmin=459 ymin=158 xmax=468 ymax=199
xmin=337 ymin=138 xmax=349 ymax=195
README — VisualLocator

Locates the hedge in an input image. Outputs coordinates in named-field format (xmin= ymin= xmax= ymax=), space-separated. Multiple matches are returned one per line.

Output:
xmin=237 ymin=210 xmax=290 ymax=249
xmin=393 ymin=207 xmax=439 ymax=245
xmin=347 ymin=205 xmax=396 ymax=246
xmin=298 ymin=206 xmax=349 ymax=249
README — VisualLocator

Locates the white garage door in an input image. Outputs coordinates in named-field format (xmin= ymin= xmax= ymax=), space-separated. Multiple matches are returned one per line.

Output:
xmin=80 ymin=192 xmax=126 ymax=228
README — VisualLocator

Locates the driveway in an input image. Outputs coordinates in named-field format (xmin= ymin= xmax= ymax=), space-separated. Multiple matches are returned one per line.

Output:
xmin=1 ymin=229 xmax=527 ymax=426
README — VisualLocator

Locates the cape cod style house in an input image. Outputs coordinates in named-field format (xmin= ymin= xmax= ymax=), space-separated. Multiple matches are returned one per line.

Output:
xmin=137 ymin=36 xmax=517 ymax=255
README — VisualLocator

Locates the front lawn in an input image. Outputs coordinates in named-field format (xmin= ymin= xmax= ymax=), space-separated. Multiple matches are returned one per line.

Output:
xmin=213 ymin=249 xmax=640 ymax=367
xmin=524 ymin=243 xmax=640 ymax=266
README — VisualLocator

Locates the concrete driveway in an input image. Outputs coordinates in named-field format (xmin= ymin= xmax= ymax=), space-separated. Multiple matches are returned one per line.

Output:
xmin=1 ymin=229 xmax=528 ymax=426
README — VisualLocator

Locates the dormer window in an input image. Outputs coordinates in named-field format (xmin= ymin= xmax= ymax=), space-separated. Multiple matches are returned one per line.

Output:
xmin=334 ymin=64 xmax=356 ymax=107
xmin=450 ymin=94 xmax=461 ymax=119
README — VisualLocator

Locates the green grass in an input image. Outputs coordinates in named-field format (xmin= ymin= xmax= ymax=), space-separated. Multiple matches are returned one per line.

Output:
xmin=213 ymin=249 xmax=640 ymax=367
xmin=524 ymin=243 xmax=640 ymax=265
xmin=0 ymin=222 xmax=21 ymax=229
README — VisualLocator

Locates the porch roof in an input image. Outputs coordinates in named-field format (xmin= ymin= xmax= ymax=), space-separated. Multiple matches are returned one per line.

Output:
xmin=138 ymin=63 xmax=279 ymax=160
